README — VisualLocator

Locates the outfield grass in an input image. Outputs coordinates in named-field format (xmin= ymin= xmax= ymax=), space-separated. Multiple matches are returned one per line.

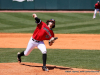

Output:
xmin=0 ymin=13 xmax=100 ymax=34
xmin=0 ymin=48 xmax=100 ymax=70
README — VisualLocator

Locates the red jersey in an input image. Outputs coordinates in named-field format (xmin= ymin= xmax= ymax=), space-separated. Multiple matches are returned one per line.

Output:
xmin=95 ymin=3 xmax=100 ymax=9
xmin=32 ymin=21 xmax=54 ymax=41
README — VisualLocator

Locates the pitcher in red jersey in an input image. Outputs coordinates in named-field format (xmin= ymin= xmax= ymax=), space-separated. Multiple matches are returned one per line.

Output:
xmin=17 ymin=14 xmax=57 ymax=71
xmin=93 ymin=1 xmax=100 ymax=19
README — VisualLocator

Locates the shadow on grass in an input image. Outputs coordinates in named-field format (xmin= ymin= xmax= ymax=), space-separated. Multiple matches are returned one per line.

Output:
xmin=21 ymin=63 xmax=73 ymax=70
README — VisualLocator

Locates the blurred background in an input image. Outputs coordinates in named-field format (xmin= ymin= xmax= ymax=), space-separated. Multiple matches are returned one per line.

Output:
xmin=0 ymin=0 xmax=99 ymax=10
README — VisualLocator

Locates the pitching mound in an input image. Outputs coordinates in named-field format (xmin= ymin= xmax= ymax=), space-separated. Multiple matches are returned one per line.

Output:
xmin=0 ymin=62 xmax=100 ymax=75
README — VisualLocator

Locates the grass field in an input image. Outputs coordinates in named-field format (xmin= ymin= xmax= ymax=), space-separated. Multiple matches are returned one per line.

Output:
xmin=0 ymin=12 xmax=100 ymax=70
xmin=0 ymin=48 xmax=100 ymax=70
xmin=0 ymin=13 xmax=100 ymax=34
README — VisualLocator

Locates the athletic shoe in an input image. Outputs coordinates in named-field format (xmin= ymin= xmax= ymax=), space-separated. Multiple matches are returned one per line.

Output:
xmin=42 ymin=66 xmax=49 ymax=71
xmin=17 ymin=52 xmax=21 ymax=63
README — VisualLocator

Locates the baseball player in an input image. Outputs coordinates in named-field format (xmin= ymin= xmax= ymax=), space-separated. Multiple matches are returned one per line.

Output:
xmin=17 ymin=14 xmax=58 ymax=71
xmin=93 ymin=1 xmax=100 ymax=19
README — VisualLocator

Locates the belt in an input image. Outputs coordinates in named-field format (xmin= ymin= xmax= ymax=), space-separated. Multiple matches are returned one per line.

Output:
xmin=32 ymin=38 xmax=40 ymax=43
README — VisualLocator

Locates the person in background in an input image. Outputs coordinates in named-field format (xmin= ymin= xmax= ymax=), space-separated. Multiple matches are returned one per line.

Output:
xmin=93 ymin=1 xmax=100 ymax=19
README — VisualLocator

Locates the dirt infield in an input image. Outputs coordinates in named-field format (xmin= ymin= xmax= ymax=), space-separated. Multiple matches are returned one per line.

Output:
xmin=0 ymin=33 xmax=100 ymax=50
xmin=0 ymin=63 xmax=100 ymax=75
xmin=0 ymin=33 xmax=100 ymax=75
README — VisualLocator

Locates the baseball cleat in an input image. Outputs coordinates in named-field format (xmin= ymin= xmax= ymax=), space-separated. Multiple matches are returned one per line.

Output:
xmin=17 ymin=52 xmax=21 ymax=63
xmin=42 ymin=66 xmax=49 ymax=71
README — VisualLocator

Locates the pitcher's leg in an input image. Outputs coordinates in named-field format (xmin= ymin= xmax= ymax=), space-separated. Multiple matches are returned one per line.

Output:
xmin=17 ymin=37 xmax=37 ymax=63
xmin=37 ymin=41 xmax=48 ymax=71
xmin=17 ymin=51 xmax=24 ymax=63
xmin=23 ymin=37 xmax=37 ymax=56
xmin=37 ymin=43 xmax=47 ymax=54
xmin=37 ymin=42 xmax=47 ymax=66
xmin=24 ymin=42 xmax=37 ymax=56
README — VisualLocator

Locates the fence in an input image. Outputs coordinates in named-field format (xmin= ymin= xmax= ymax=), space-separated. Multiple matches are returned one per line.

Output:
xmin=0 ymin=0 xmax=99 ymax=10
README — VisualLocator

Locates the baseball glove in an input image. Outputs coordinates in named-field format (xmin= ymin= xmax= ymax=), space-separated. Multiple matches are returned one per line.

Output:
xmin=49 ymin=37 xmax=58 ymax=46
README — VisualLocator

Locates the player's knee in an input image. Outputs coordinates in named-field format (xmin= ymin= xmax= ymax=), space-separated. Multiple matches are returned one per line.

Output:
xmin=24 ymin=52 xmax=29 ymax=56
xmin=42 ymin=51 xmax=47 ymax=54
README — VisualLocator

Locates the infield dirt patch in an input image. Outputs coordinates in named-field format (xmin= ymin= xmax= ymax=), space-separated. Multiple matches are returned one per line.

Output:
xmin=0 ymin=33 xmax=100 ymax=50
xmin=0 ymin=62 xmax=100 ymax=75
xmin=0 ymin=33 xmax=100 ymax=75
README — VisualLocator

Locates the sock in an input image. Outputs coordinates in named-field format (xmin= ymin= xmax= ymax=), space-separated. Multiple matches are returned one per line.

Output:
xmin=43 ymin=54 xmax=47 ymax=66
xmin=18 ymin=51 xmax=24 ymax=58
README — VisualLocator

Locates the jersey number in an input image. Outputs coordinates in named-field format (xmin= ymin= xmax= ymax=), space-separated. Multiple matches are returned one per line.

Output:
xmin=45 ymin=35 xmax=49 ymax=38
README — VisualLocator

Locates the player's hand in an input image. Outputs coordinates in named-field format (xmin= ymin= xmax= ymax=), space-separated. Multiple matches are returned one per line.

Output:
xmin=49 ymin=37 xmax=58 ymax=46
xmin=32 ymin=14 xmax=37 ymax=18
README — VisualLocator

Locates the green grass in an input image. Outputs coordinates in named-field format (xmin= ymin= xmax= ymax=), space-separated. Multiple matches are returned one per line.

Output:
xmin=0 ymin=12 xmax=100 ymax=34
xmin=0 ymin=48 xmax=100 ymax=70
